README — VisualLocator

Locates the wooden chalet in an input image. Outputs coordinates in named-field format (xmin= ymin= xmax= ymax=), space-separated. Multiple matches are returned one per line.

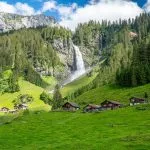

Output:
xmin=14 ymin=104 xmax=28 ymax=110
xmin=0 ymin=107 xmax=9 ymax=113
xmin=83 ymin=104 xmax=101 ymax=112
xmin=9 ymin=109 xmax=18 ymax=114
xmin=62 ymin=102 xmax=80 ymax=111
xmin=130 ymin=97 xmax=146 ymax=106
xmin=101 ymin=100 xmax=122 ymax=110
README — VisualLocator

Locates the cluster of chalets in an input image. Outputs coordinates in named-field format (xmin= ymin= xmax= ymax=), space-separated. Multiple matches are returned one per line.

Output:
xmin=62 ymin=97 xmax=148 ymax=112
xmin=0 ymin=104 xmax=28 ymax=114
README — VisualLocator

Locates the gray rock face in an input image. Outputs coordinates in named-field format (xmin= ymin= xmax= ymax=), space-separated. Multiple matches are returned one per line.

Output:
xmin=52 ymin=38 xmax=75 ymax=80
xmin=0 ymin=12 xmax=58 ymax=32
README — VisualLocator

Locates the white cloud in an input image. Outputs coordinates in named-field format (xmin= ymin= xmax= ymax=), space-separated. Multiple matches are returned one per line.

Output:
xmin=57 ymin=3 xmax=77 ymax=19
xmin=0 ymin=1 xmax=16 ymax=13
xmin=59 ymin=0 xmax=143 ymax=31
xmin=41 ymin=0 xmax=56 ymax=12
xmin=144 ymin=0 xmax=150 ymax=12
xmin=41 ymin=1 xmax=77 ymax=18
xmin=0 ymin=1 xmax=36 ymax=15
xmin=15 ymin=2 xmax=36 ymax=15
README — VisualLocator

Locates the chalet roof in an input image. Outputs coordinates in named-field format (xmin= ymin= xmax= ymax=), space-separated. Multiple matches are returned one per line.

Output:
xmin=1 ymin=107 xmax=9 ymax=110
xmin=63 ymin=102 xmax=80 ymax=108
xmin=17 ymin=104 xmax=28 ymax=107
xmin=9 ymin=109 xmax=17 ymax=112
xmin=130 ymin=97 xmax=145 ymax=101
xmin=101 ymin=100 xmax=121 ymax=105
xmin=84 ymin=104 xmax=101 ymax=109
xmin=21 ymin=104 xmax=28 ymax=107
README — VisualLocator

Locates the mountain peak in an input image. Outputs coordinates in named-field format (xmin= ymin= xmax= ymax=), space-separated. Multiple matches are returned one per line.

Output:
xmin=0 ymin=12 xmax=58 ymax=32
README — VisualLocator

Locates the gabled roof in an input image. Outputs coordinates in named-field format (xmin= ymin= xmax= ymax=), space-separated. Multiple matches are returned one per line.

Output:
xmin=16 ymin=104 xmax=28 ymax=107
xmin=84 ymin=104 xmax=101 ymax=109
xmin=101 ymin=100 xmax=121 ymax=105
xmin=130 ymin=97 xmax=145 ymax=101
xmin=63 ymin=102 xmax=80 ymax=108
xmin=1 ymin=107 xmax=9 ymax=110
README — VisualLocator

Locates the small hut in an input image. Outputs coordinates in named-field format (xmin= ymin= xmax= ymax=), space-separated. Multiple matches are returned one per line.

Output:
xmin=62 ymin=102 xmax=80 ymax=111
xmin=0 ymin=107 xmax=9 ymax=113
xmin=130 ymin=97 xmax=146 ymax=106
xmin=83 ymin=104 xmax=101 ymax=112
xmin=0 ymin=107 xmax=9 ymax=112
xmin=14 ymin=104 xmax=28 ymax=110
xmin=101 ymin=100 xmax=122 ymax=110
xmin=9 ymin=109 xmax=18 ymax=114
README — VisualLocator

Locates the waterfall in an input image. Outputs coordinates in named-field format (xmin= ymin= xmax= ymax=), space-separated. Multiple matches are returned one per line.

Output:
xmin=62 ymin=44 xmax=86 ymax=85
xmin=71 ymin=45 xmax=86 ymax=81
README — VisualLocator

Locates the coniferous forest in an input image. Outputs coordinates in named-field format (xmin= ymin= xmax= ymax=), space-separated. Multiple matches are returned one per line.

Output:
xmin=0 ymin=14 xmax=150 ymax=95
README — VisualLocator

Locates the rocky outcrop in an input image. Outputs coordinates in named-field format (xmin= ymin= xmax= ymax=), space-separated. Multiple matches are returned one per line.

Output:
xmin=0 ymin=12 xmax=58 ymax=32
xmin=52 ymin=38 xmax=75 ymax=80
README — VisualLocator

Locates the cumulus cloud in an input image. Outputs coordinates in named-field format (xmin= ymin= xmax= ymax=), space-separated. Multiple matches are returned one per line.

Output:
xmin=41 ymin=0 xmax=56 ymax=12
xmin=0 ymin=1 xmax=36 ymax=15
xmin=144 ymin=0 xmax=150 ymax=12
xmin=15 ymin=2 xmax=36 ymax=15
xmin=59 ymin=0 xmax=143 ymax=31
xmin=41 ymin=1 xmax=77 ymax=18
xmin=0 ymin=1 xmax=16 ymax=13
xmin=57 ymin=3 xmax=77 ymax=19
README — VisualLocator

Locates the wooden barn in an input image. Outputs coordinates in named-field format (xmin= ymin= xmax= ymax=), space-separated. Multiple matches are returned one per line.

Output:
xmin=101 ymin=100 xmax=122 ymax=110
xmin=83 ymin=104 xmax=101 ymax=112
xmin=62 ymin=102 xmax=80 ymax=111
xmin=0 ymin=107 xmax=9 ymax=113
xmin=9 ymin=109 xmax=18 ymax=114
xmin=130 ymin=97 xmax=146 ymax=106
xmin=14 ymin=104 xmax=28 ymax=110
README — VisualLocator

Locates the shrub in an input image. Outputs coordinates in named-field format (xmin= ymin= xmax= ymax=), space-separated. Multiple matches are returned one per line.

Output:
xmin=13 ymin=94 xmax=34 ymax=105
xmin=40 ymin=91 xmax=52 ymax=105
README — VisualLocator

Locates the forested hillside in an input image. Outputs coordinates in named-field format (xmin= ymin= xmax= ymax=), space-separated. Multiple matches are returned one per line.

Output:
xmin=1 ymin=13 xmax=150 ymax=99
xmin=67 ymin=13 xmax=150 ymax=99
xmin=0 ymin=27 xmax=72 ymax=93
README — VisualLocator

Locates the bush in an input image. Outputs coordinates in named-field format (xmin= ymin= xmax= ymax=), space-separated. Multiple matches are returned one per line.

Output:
xmin=40 ymin=91 xmax=52 ymax=105
xmin=13 ymin=94 xmax=34 ymax=105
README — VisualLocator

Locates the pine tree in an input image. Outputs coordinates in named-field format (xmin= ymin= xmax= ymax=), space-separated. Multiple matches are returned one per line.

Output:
xmin=52 ymin=84 xmax=63 ymax=110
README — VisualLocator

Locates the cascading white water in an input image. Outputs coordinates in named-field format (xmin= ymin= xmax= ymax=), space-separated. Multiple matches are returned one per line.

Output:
xmin=70 ymin=45 xmax=86 ymax=81
xmin=62 ymin=44 xmax=86 ymax=85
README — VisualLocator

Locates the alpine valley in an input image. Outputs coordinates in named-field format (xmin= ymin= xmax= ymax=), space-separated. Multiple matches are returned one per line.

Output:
xmin=1 ymin=11 xmax=150 ymax=150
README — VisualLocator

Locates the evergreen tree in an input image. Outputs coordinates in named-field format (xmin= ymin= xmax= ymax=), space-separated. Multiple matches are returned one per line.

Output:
xmin=52 ymin=84 xmax=63 ymax=110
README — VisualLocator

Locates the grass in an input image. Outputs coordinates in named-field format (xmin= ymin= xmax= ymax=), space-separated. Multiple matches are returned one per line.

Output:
xmin=61 ymin=72 xmax=98 ymax=97
xmin=0 ymin=105 xmax=150 ymax=149
xmin=42 ymin=76 xmax=57 ymax=90
xmin=0 ymin=78 xmax=50 ymax=111
xmin=74 ymin=84 xmax=150 ymax=105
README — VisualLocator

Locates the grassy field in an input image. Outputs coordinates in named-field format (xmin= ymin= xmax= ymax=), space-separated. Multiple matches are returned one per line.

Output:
xmin=0 ymin=105 xmax=150 ymax=149
xmin=0 ymin=79 xmax=50 ymax=111
xmin=74 ymin=84 xmax=150 ymax=105
xmin=61 ymin=72 xmax=98 ymax=97
xmin=42 ymin=76 xmax=57 ymax=91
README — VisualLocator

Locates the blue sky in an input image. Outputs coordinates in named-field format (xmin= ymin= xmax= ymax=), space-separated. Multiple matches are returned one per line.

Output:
xmin=2 ymin=0 xmax=147 ymax=8
xmin=0 ymin=0 xmax=150 ymax=30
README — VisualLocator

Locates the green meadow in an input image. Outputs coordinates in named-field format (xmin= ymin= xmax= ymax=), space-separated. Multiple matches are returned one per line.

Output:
xmin=0 ymin=105 xmax=150 ymax=150
xmin=0 ymin=79 xmax=50 ymax=111
xmin=74 ymin=84 xmax=150 ymax=105
xmin=61 ymin=72 xmax=98 ymax=97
